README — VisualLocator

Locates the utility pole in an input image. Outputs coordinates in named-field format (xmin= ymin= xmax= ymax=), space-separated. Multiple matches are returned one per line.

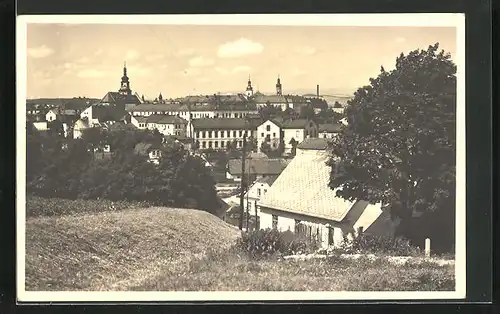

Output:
xmin=238 ymin=132 xmax=247 ymax=231
xmin=246 ymin=158 xmax=251 ymax=231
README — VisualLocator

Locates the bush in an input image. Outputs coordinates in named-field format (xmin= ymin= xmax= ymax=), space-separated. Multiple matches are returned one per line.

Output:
xmin=235 ymin=228 xmax=319 ymax=258
xmin=26 ymin=195 xmax=153 ymax=217
xmin=340 ymin=234 xmax=421 ymax=256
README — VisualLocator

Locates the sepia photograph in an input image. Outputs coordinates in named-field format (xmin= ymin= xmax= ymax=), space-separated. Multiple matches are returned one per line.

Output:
xmin=16 ymin=14 xmax=465 ymax=302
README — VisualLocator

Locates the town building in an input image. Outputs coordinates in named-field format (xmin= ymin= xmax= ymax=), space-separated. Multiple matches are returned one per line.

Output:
xmin=133 ymin=114 xmax=189 ymax=137
xmin=243 ymin=176 xmax=278 ymax=230
xmin=226 ymin=157 xmax=290 ymax=182
xmin=318 ymin=123 xmax=343 ymax=139
xmin=190 ymin=117 xmax=262 ymax=150
xmin=257 ymin=138 xmax=398 ymax=249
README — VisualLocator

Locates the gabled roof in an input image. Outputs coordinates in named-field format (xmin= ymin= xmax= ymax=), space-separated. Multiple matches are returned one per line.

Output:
xmin=253 ymin=94 xmax=290 ymax=104
xmin=258 ymin=148 xmax=372 ymax=222
xmin=297 ymin=138 xmax=331 ymax=150
xmin=319 ymin=123 xmax=342 ymax=133
xmin=255 ymin=175 xmax=278 ymax=186
xmin=192 ymin=118 xmax=262 ymax=130
xmin=101 ymin=92 xmax=141 ymax=105
xmin=145 ymin=114 xmax=187 ymax=125
xmin=281 ymin=119 xmax=315 ymax=129
xmin=228 ymin=158 xmax=289 ymax=176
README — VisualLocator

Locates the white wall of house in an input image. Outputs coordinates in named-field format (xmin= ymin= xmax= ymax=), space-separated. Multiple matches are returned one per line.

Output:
xmin=319 ymin=131 xmax=338 ymax=139
xmin=130 ymin=116 xmax=147 ymax=129
xmin=255 ymin=102 xmax=292 ymax=111
xmin=46 ymin=110 xmax=58 ymax=122
xmin=80 ymin=106 xmax=100 ymax=126
xmin=258 ymin=208 xmax=347 ymax=249
xmin=156 ymin=123 xmax=187 ymax=136
xmin=243 ymin=181 xmax=271 ymax=217
xmin=257 ymin=120 xmax=282 ymax=152
xmin=283 ymin=128 xmax=305 ymax=154
xmin=194 ymin=129 xmax=254 ymax=150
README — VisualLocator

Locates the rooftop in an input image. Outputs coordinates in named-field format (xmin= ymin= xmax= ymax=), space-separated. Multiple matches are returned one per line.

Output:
xmin=319 ymin=123 xmax=343 ymax=133
xmin=192 ymin=118 xmax=263 ymax=130
xmin=228 ymin=158 xmax=289 ymax=176
xmin=297 ymin=138 xmax=331 ymax=150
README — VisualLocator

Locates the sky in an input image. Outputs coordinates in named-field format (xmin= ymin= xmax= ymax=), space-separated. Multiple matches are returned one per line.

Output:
xmin=25 ymin=24 xmax=457 ymax=99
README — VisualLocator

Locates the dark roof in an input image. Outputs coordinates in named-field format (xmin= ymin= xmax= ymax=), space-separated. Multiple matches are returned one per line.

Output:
xmin=318 ymin=123 xmax=342 ymax=133
xmin=255 ymin=175 xmax=278 ymax=186
xmin=101 ymin=92 xmax=141 ymax=105
xmin=281 ymin=119 xmax=315 ymax=129
xmin=146 ymin=114 xmax=187 ymax=124
xmin=127 ymin=103 xmax=186 ymax=112
xmin=296 ymin=138 xmax=331 ymax=150
xmin=228 ymin=158 xmax=289 ymax=176
xmin=192 ymin=118 xmax=262 ymax=130
xmin=26 ymin=97 xmax=99 ymax=108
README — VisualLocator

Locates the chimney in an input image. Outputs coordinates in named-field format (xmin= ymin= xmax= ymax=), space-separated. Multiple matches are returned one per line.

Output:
xmin=316 ymin=85 xmax=320 ymax=97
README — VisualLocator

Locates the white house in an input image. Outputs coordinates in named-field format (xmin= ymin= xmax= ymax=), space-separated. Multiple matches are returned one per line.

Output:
xmin=73 ymin=118 xmax=90 ymax=139
xmin=256 ymin=119 xmax=282 ymax=152
xmin=318 ymin=123 xmax=342 ymax=139
xmin=46 ymin=109 xmax=58 ymax=122
xmin=243 ymin=176 xmax=277 ymax=229
xmin=258 ymin=138 xmax=398 ymax=249
xmin=140 ymin=114 xmax=188 ymax=136
xmin=281 ymin=119 xmax=318 ymax=155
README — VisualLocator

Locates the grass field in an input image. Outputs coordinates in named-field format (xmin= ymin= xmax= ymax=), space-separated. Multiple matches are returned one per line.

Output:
xmin=25 ymin=197 xmax=455 ymax=292
xmin=25 ymin=205 xmax=240 ymax=291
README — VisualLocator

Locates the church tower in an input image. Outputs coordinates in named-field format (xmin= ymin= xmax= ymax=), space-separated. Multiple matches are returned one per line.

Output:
xmin=245 ymin=75 xmax=254 ymax=97
xmin=276 ymin=75 xmax=282 ymax=96
xmin=118 ymin=62 xmax=132 ymax=96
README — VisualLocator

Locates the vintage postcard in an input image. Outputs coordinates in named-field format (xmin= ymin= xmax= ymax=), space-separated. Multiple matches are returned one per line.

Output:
xmin=16 ymin=13 xmax=465 ymax=302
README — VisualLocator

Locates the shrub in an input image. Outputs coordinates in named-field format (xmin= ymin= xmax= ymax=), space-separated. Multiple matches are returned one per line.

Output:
xmin=235 ymin=228 xmax=319 ymax=258
xmin=341 ymin=234 xmax=421 ymax=256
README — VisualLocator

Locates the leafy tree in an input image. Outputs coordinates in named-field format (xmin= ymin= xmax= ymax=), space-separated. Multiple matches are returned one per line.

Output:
xmin=289 ymin=138 xmax=299 ymax=156
xmin=327 ymin=43 xmax=456 ymax=251
xmin=299 ymin=104 xmax=315 ymax=120
xmin=258 ymin=102 xmax=282 ymax=121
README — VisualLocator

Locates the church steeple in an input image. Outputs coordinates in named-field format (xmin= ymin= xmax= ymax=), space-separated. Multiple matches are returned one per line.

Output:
xmin=245 ymin=75 xmax=254 ymax=97
xmin=118 ymin=61 xmax=132 ymax=96
xmin=276 ymin=74 xmax=282 ymax=96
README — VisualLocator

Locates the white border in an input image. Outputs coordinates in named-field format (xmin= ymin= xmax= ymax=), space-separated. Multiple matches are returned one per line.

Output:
xmin=16 ymin=13 xmax=466 ymax=302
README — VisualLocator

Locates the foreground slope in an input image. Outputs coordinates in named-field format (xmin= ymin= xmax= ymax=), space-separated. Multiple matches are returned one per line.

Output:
xmin=25 ymin=206 xmax=240 ymax=291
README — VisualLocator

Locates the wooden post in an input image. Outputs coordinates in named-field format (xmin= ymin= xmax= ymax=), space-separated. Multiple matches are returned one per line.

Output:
xmin=425 ymin=238 xmax=431 ymax=258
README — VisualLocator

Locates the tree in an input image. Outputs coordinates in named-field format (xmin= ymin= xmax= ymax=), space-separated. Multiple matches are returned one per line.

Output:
xmin=327 ymin=43 xmax=456 ymax=252
xmin=299 ymin=104 xmax=315 ymax=120
xmin=258 ymin=102 xmax=282 ymax=121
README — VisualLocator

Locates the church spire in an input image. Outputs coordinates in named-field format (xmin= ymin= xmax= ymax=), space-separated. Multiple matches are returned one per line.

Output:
xmin=245 ymin=74 xmax=254 ymax=97
xmin=119 ymin=62 xmax=132 ymax=96
xmin=276 ymin=74 xmax=282 ymax=96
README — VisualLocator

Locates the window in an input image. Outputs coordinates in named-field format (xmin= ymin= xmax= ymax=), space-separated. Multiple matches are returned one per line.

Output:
xmin=294 ymin=219 xmax=301 ymax=233
xmin=266 ymin=125 xmax=271 ymax=131
xmin=214 ymin=141 xmax=219 ymax=148
xmin=214 ymin=131 xmax=219 ymax=138
xmin=233 ymin=131 xmax=237 ymax=137
xmin=264 ymin=189 xmax=267 ymax=194
xmin=197 ymin=131 xmax=202 ymax=138
xmin=272 ymin=215 xmax=278 ymax=230
xmin=328 ymin=226 xmax=334 ymax=246
xmin=221 ymin=141 xmax=225 ymax=148
xmin=202 ymin=131 xmax=206 ymax=138
xmin=257 ymin=188 xmax=261 ymax=196
xmin=273 ymin=132 xmax=276 ymax=138
xmin=208 ymin=141 xmax=213 ymax=148
xmin=239 ymin=130 xmax=243 ymax=137
xmin=261 ymin=133 xmax=265 ymax=137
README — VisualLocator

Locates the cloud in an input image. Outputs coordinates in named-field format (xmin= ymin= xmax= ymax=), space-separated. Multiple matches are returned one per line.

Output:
xmin=395 ymin=37 xmax=406 ymax=43
xmin=232 ymin=65 xmax=252 ymax=74
xmin=146 ymin=53 xmax=165 ymax=62
xmin=215 ymin=67 xmax=229 ymax=75
xmin=94 ymin=49 xmax=103 ymax=56
xmin=292 ymin=68 xmax=307 ymax=77
xmin=217 ymin=38 xmax=264 ymax=58
xmin=176 ymin=48 xmax=195 ymax=57
xmin=295 ymin=46 xmax=316 ymax=55
xmin=27 ymin=45 xmax=55 ymax=59
xmin=125 ymin=50 xmax=140 ymax=60
xmin=77 ymin=57 xmax=90 ymax=64
xmin=189 ymin=56 xmax=215 ymax=67
xmin=76 ymin=69 xmax=109 ymax=78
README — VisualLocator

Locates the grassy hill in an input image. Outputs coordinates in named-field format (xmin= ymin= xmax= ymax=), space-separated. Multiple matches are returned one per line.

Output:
xmin=25 ymin=204 xmax=240 ymax=291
